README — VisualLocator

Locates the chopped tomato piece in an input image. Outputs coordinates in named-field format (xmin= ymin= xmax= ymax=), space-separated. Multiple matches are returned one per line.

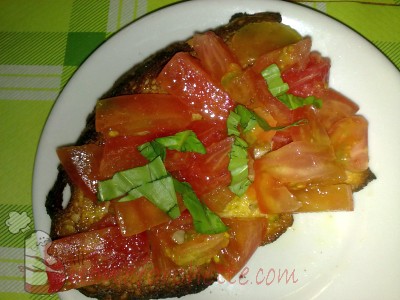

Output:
xmin=98 ymin=135 xmax=152 ymax=179
xmin=256 ymin=141 xmax=347 ymax=187
xmin=47 ymin=227 xmax=150 ymax=290
xmin=289 ymin=106 xmax=331 ymax=145
xmin=192 ymin=31 xmax=239 ymax=83
xmin=175 ymin=137 xmax=233 ymax=196
xmin=252 ymin=37 xmax=312 ymax=73
xmin=214 ymin=218 xmax=266 ymax=280
xmin=57 ymin=144 xmax=103 ymax=200
xmin=157 ymin=52 xmax=234 ymax=120
xmin=96 ymin=94 xmax=192 ymax=138
xmin=292 ymin=184 xmax=353 ymax=212
xmin=200 ymin=186 xmax=236 ymax=213
xmin=188 ymin=119 xmax=227 ymax=147
xmin=243 ymin=107 xmax=277 ymax=158
xmin=149 ymin=212 xmax=226 ymax=271
xmin=222 ymin=67 xmax=293 ymax=124
xmin=44 ymin=255 xmax=65 ymax=293
xmin=282 ymin=52 xmax=330 ymax=97
xmin=221 ymin=66 xmax=262 ymax=106
xmin=114 ymin=188 xmax=187 ymax=236
xmin=114 ymin=197 xmax=171 ymax=236
xmin=329 ymin=115 xmax=369 ymax=172
xmin=271 ymin=130 xmax=293 ymax=151
xmin=164 ymin=150 xmax=194 ymax=173
xmin=315 ymin=88 xmax=359 ymax=130
xmin=252 ymin=171 xmax=301 ymax=214
xmin=87 ymin=212 xmax=117 ymax=231
xmin=170 ymin=233 xmax=229 ymax=267
xmin=229 ymin=22 xmax=302 ymax=67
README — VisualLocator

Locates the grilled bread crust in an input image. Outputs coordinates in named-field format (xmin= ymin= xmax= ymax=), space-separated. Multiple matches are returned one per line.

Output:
xmin=45 ymin=11 xmax=375 ymax=300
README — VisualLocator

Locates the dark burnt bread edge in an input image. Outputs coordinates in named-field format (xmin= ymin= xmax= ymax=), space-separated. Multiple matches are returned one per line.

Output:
xmin=79 ymin=272 xmax=218 ymax=300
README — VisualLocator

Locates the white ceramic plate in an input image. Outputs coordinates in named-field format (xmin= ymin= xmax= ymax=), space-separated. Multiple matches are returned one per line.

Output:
xmin=32 ymin=0 xmax=400 ymax=299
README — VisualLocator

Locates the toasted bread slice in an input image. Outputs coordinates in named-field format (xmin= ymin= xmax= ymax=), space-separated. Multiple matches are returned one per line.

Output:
xmin=45 ymin=11 xmax=374 ymax=300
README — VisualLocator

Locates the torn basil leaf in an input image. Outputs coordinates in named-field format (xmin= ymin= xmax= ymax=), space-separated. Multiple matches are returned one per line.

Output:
xmin=261 ymin=63 xmax=322 ymax=110
xmin=173 ymin=179 xmax=228 ymax=234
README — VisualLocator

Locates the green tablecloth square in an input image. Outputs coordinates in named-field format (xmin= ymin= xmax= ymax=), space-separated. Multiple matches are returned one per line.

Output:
xmin=326 ymin=3 xmax=400 ymax=41
xmin=0 ymin=100 xmax=53 ymax=206
xmin=63 ymin=32 xmax=106 ymax=66
xmin=0 ymin=0 xmax=73 ymax=32
xmin=0 ymin=32 xmax=68 ymax=66
xmin=69 ymin=0 xmax=109 ymax=32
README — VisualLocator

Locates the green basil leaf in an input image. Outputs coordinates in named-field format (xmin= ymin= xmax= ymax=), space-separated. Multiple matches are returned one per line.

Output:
xmin=97 ymin=156 xmax=168 ymax=201
xmin=155 ymin=130 xmax=206 ymax=154
xmin=235 ymin=105 xmax=257 ymax=132
xmin=119 ymin=176 xmax=180 ymax=219
xmin=173 ymin=179 xmax=228 ymax=234
xmin=227 ymin=110 xmax=241 ymax=136
xmin=277 ymin=94 xmax=322 ymax=110
xmin=138 ymin=140 xmax=167 ymax=162
xmin=254 ymin=113 xmax=308 ymax=131
xmin=261 ymin=64 xmax=323 ymax=110
xmin=228 ymin=137 xmax=250 ymax=196
xmin=261 ymin=63 xmax=289 ymax=97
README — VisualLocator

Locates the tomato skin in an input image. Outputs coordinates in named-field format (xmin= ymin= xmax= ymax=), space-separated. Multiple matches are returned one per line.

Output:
xmin=256 ymin=141 xmax=347 ymax=187
xmin=164 ymin=150 xmax=194 ymax=173
xmin=271 ymin=130 xmax=293 ymax=151
xmin=315 ymin=88 xmax=359 ymax=131
xmin=175 ymin=137 xmax=233 ymax=196
xmin=221 ymin=66 xmax=261 ymax=106
xmin=229 ymin=22 xmax=302 ymax=67
xmin=149 ymin=212 xmax=226 ymax=272
xmin=222 ymin=67 xmax=293 ymax=124
xmin=47 ymin=227 xmax=150 ymax=290
xmin=214 ymin=218 xmax=266 ymax=280
xmin=252 ymin=171 xmax=301 ymax=214
xmin=57 ymin=144 xmax=103 ymax=200
xmin=157 ymin=52 xmax=234 ymax=120
xmin=170 ymin=233 xmax=229 ymax=267
xmin=45 ymin=255 xmax=65 ymax=293
xmin=192 ymin=31 xmax=239 ymax=83
xmin=200 ymin=186 xmax=236 ymax=213
xmin=87 ymin=212 xmax=117 ymax=231
xmin=99 ymin=135 xmax=152 ymax=179
xmin=252 ymin=37 xmax=312 ymax=73
xmin=114 ymin=189 xmax=187 ymax=237
xmin=329 ymin=115 xmax=369 ymax=172
xmin=96 ymin=94 xmax=192 ymax=138
xmin=289 ymin=106 xmax=331 ymax=146
xmin=282 ymin=52 xmax=330 ymax=97
xmin=114 ymin=197 xmax=171 ymax=236
xmin=292 ymin=184 xmax=353 ymax=212
xmin=188 ymin=119 xmax=227 ymax=147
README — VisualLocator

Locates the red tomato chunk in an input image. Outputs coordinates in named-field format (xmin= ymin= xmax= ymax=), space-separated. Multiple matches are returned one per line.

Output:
xmin=57 ymin=144 xmax=103 ymax=200
xmin=47 ymin=227 xmax=150 ymax=290
xmin=96 ymin=94 xmax=192 ymax=138
xmin=157 ymin=52 xmax=234 ymax=120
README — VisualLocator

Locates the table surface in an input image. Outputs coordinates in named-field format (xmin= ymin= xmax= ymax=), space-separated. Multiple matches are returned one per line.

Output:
xmin=0 ymin=0 xmax=399 ymax=299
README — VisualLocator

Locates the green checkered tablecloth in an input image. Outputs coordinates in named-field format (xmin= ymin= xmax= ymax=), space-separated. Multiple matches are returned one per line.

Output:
xmin=0 ymin=0 xmax=399 ymax=299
